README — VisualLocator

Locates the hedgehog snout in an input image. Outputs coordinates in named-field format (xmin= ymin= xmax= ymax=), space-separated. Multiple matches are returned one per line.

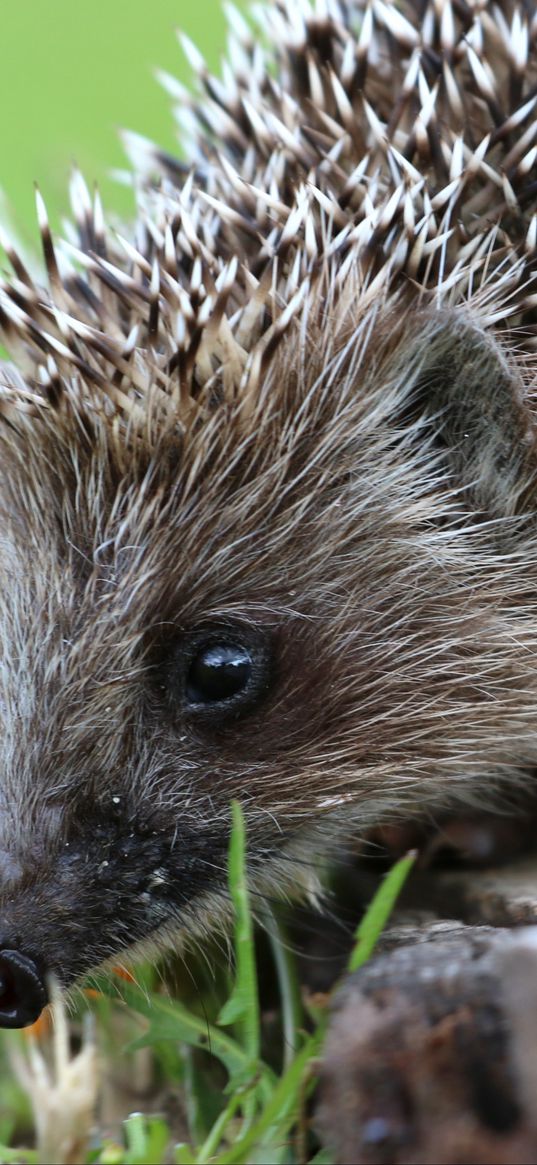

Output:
xmin=0 ymin=806 xmax=235 ymax=1026
xmin=0 ymin=948 xmax=47 ymax=1028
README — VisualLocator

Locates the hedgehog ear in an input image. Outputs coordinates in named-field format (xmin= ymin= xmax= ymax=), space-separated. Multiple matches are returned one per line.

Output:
xmin=412 ymin=316 xmax=536 ymax=520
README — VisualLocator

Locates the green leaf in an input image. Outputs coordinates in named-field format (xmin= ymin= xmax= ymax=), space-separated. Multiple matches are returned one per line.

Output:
xmin=348 ymin=850 xmax=416 ymax=973
xmin=91 ymin=976 xmax=266 ymax=1086
xmin=266 ymin=910 xmax=305 ymax=1070
xmin=0 ymin=1146 xmax=38 ymax=1164
xmin=213 ymin=1029 xmax=322 ymax=1165
xmin=89 ymin=1139 xmax=125 ymax=1164
xmin=173 ymin=1145 xmax=196 ymax=1165
xmin=218 ymin=802 xmax=260 ymax=1065
xmin=195 ymin=1084 xmax=244 ymax=1164
xmin=182 ymin=1042 xmax=226 ymax=1147
xmin=123 ymin=1113 xmax=169 ymax=1164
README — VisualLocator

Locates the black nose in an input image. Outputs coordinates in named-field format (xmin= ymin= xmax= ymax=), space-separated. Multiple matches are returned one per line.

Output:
xmin=0 ymin=950 xmax=48 ymax=1027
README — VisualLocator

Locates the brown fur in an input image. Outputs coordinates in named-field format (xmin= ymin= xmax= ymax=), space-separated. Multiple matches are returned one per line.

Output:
xmin=0 ymin=0 xmax=537 ymax=988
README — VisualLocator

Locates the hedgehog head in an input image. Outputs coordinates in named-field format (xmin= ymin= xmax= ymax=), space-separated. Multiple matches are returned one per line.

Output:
xmin=0 ymin=0 xmax=537 ymax=1024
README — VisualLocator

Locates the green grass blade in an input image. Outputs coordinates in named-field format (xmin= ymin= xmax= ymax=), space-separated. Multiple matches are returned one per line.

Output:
xmin=347 ymin=850 xmax=416 ymax=973
xmin=174 ymin=1146 xmax=197 ymax=1165
xmin=218 ymin=801 xmax=260 ymax=1064
xmin=123 ymin=1113 xmax=169 ymax=1164
xmin=196 ymin=1085 xmax=245 ymax=1163
xmin=213 ymin=1029 xmax=322 ymax=1165
xmin=265 ymin=911 xmax=305 ymax=1070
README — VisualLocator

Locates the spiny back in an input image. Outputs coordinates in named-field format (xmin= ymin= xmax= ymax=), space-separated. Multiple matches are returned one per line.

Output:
xmin=0 ymin=0 xmax=535 ymax=450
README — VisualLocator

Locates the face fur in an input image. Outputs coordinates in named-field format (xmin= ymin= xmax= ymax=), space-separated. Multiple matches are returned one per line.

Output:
xmin=1 ymin=300 xmax=537 ymax=1001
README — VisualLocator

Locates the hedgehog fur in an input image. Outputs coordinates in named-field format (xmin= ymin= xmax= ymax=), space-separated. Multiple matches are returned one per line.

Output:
xmin=0 ymin=0 xmax=537 ymax=1012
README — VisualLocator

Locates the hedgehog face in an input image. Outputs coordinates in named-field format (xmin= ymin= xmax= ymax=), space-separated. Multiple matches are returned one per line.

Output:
xmin=1 ymin=0 xmax=537 ymax=1024
xmin=2 ymin=306 xmax=537 ymax=1024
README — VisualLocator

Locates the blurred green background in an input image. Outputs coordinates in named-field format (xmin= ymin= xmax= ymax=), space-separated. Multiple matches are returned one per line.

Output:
xmin=0 ymin=0 xmax=241 ymax=241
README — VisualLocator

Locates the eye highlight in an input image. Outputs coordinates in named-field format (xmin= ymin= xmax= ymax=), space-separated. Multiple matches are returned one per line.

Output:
xmin=186 ymin=642 xmax=253 ymax=705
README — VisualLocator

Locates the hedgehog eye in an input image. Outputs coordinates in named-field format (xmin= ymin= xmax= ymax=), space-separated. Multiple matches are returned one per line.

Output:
xmin=169 ymin=626 xmax=272 ymax=719
xmin=186 ymin=643 xmax=253 ymax=704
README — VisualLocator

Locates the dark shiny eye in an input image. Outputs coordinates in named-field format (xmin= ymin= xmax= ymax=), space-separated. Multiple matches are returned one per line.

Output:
xmin=163 ymin=625 xmax=273 ymax=720
xmin=186 ymin=643 xmax=253 ymax=704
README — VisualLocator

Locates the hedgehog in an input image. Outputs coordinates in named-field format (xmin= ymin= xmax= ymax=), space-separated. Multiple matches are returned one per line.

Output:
xmin=0 ymin=0 xmax=536 ymax=1028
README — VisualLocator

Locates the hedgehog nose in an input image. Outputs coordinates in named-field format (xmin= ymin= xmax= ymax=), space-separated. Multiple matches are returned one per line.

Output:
xmin=0 ymin=950 xmax=48 ymax=1027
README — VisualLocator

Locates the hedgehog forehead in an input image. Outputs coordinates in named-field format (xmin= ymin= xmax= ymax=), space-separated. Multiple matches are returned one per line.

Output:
xmin=0 ymin=295 xmax=450 ymax=582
